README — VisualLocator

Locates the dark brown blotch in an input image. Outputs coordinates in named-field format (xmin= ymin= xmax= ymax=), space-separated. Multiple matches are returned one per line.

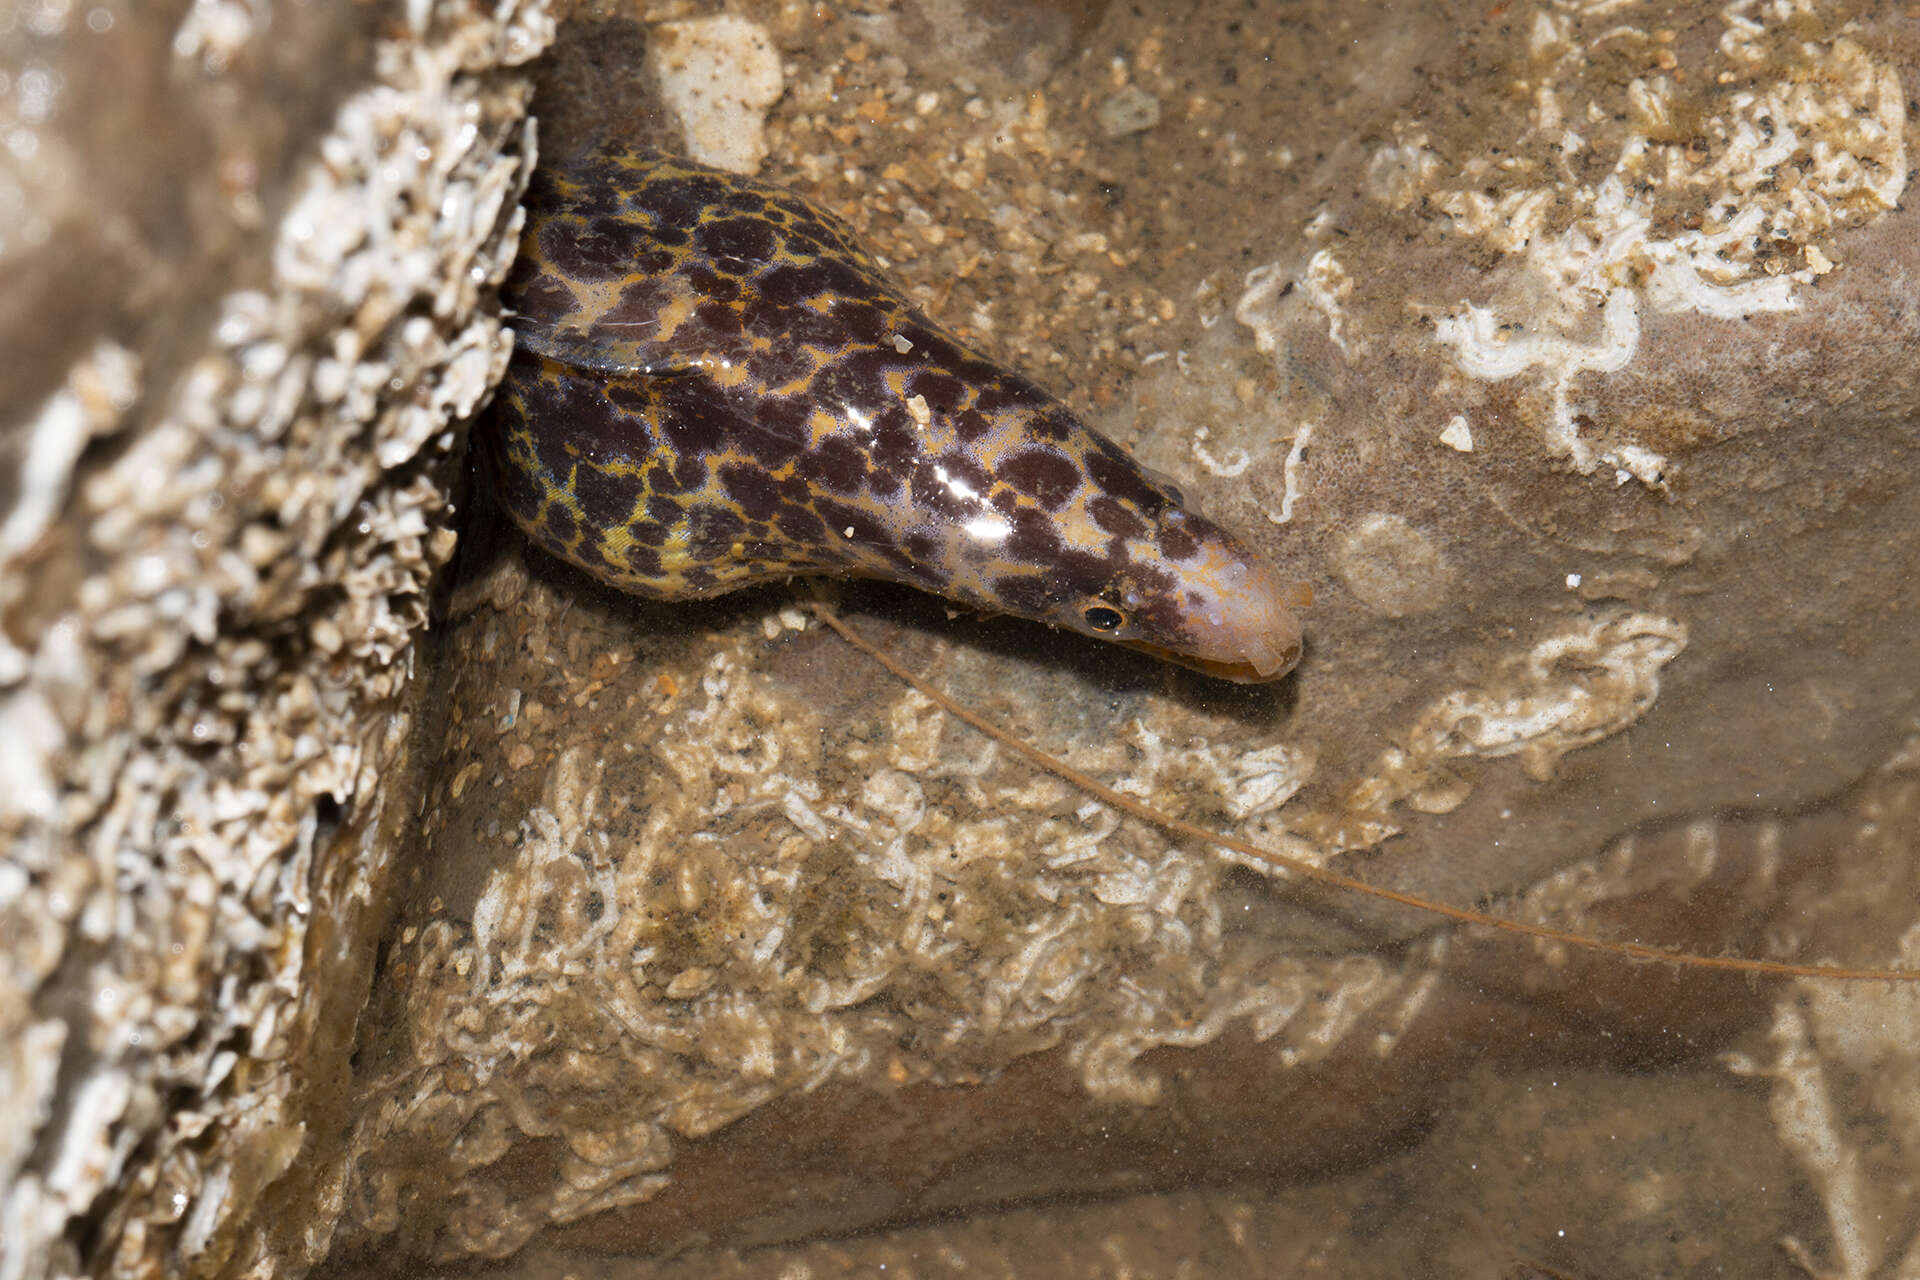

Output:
xmin=695 ymin=214 xmax=780 ymax=265
xmin=952 ymin=408 xmax=994 ymax=443
xmin=719 ymin=460 xmax=814 ymax=525
xmin=998 ymin=446 xmax=1083 ymax=511
xmin=535 ymin=363 xmax=655 ymax=465
xmin=685 ymin=503 xmax=748 ymax=558
xmin=603 ymin=380 xmax=658 ymax=419
xmin=905 ymin=530 xmax=941 ymax=566
xmin=542 ymin=501 xmax=579 ymax=547
xmin=569 ymin=459 xmax=643 ymax=530
xmin=642 ymin=219 xmax=691 ymax=248
xmin=772 ymin=501 xmax=829 ymax=552
xmin=571 ymin=536 xmax=610 ymax=569
xmin=1003 ymin=504 xmax=1064 ymax=566
xmin=907 ymin=367 xmax=968 ymax=416
xmin=826 ymin=345 xmax=907 ymax=402
xmin=746 ymin=294 xmax=849 ymax=348
xmin=901 ymin=325 xmax=969 ymax=373
xmin=1083 ymin=441 xmax=1168 ymax=515
xmin=760 ymin=256 xmax=875 ymax=311
xmin=668 ymin=453 xmax=706 ymax=494
xmin=1087 ymin=494 xmax=1146 ymax=540
xmin=503 ymin=272 xmax=576 ymax=330
xmin=717 ymin=461 xmax=788 ymax=523
xmin=681 ymin=261 xmax=742 ymax=303
xmin=588 ymin=276 xmax=678 ymax=354
xmin=935 ymin=450 xmax=992 ymax=498
xmin=654 ymin=382 xmax=776 ymax=461
xmin=747 ymin=345 xmax=815 ymax=389
xmin=794 ymin=434 xmax=869 ymax=495
xmin=1155 ymin=515 xmax=1199 ymax=561
xmin=691 ymin=298 xmax=746 ymax=343
xmin=536 ymin=218 xmax=641 ymax=284
xmin=987 ymin=573 xmax=1059 ymax=615
xmin=814 ymin=499 xmax=899 ymax=565
xmin=972 ymin=373 xmax=1052 ymax=419
xmin=1020 ymin=405 xmax=1080 ymax=444
xmin=866 ymin=459 xmax=903 ymax=499
xmin=614 ymin=539 xmax=664 ymax=579
xmin=645 ymin=170 xmax=734 ymax=223
xmin=830 ymin=296 xmax=893 ymax=345
xmin=907 ymin=463 xmax=966 ymax=518
xmin=752 ymin=393 xmax=812 ymax=442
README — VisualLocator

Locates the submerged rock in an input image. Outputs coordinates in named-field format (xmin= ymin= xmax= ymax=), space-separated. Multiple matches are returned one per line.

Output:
xmin=332 ymin=0 xmax=1920 ymax=1274
xmin=7 ymin=0 xmax=1917 ymax=1277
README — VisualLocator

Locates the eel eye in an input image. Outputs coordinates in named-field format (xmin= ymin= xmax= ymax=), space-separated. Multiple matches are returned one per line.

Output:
xmin=1083 ymin=604 xmax=1126 ymax=633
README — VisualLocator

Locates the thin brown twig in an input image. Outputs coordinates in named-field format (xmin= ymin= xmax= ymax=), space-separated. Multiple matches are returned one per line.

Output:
xmin=810 ymin=601 xmax=1920 ymax=984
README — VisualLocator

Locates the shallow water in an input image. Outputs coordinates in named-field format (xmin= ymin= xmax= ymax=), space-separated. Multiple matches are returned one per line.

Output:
xmin=325 ymin=1 xmax=1920 ymax=1274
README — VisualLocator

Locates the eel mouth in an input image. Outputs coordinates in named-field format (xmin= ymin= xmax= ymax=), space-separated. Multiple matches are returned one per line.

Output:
xmin=1121 ymin=631 xmax=1305 ymax=684
xmin=1130 ymin=568 xmax=1311 ymax=684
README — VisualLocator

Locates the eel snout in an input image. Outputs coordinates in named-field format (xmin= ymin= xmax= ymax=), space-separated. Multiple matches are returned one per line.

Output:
xmin=1127 ymin=550 xmax=1311 ymax=684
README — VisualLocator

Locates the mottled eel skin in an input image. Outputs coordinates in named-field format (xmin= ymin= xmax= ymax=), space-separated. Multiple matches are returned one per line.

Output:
xmin=482 ymin=144 xmax=1307 ymax=682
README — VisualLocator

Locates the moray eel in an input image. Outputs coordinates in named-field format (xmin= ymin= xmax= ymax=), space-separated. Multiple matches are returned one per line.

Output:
xmin=482 ymin=144 xmax=1308 ymax=682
